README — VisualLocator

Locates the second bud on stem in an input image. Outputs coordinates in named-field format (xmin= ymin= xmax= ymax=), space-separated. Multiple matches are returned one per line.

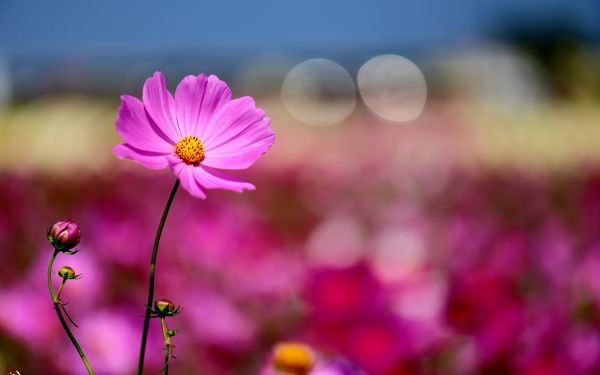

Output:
xmin=148 ymin=299 xmax=182 ymax=374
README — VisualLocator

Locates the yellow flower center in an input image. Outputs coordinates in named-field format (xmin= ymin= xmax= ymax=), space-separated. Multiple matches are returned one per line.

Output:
xmin=272 ymin=342 xmax=315 ymax=375
xmin=175 ymin=136 xmax=204 ymax=165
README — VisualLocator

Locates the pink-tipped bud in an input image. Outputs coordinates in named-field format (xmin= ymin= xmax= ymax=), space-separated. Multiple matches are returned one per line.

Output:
xmin=48 ymin=220 xmax=81 ymax=251
xmin=154 ymin=299 xmax=176 ymax=315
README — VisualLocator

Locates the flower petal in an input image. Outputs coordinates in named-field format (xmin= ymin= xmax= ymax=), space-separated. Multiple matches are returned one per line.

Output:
xmin=116 ymin=95 xmax=175 ymax=153
xmin=202 ymin=118 xmax=275 ymax=170
xmin=195 ymin=75 xmax=233 ymax=140
xmin=202 ymin=96 xmax=266 ymax=148
xmin=142 ymin=72 xmax=181 ymax=142
xmin=175 ymin=74 xmax=207 ymax=136
xmin=193 ymin=165 xmax=255 ymax=193
xmin=113 ymin=144 xmax=169 ymax=170
xmin=170 ymin=162 xmax=207 ymax=199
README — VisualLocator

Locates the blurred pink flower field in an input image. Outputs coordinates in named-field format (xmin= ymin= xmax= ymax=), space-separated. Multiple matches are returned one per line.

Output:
xmin=0 ymin=1 xmax=599 ymax=373
xmin=2 ymin=108 xmax=600 ymax=374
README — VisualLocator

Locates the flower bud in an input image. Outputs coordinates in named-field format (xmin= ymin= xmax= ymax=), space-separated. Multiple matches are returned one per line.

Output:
xmin=167 ymin=329 xmax=177 ymax=337
xmin=154 ymin=299 xmax=176 ymax=315
xmin=58 ymin=266 xmax=78 ymax=280
xmin=272 ymin=341 xmax=315 ymax=375
xmin=48 ymin=220 xmax=81 ymax=251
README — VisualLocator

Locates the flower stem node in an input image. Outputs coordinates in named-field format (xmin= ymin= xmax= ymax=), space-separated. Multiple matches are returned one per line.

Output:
xmin=48 ymin=220 xmax=81 ymax=252
xmin=58 ymin=266 xmax=81 ymax=280
xmin=167 ymin=329 xmax=177 ymax=337
xmin=272 ymin=341 xmax=315 ymax=375
xmin=149 ymin=299 xmax=183 ymax=318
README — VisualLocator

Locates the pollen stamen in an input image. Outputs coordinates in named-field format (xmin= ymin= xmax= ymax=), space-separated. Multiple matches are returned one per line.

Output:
xmin=175 ymin=136 xmax=204 ymax=165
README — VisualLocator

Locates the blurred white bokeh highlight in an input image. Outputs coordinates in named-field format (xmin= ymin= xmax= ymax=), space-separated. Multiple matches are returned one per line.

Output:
xmin=307 ymin=214 xmax=365 ymax=268
xmin=392 ymin=273 xmax=447 ymax=322
xmin=371 ymin=227 xmax=427 ymax=283
xmin=281 ymin=58 xmax=356 ymax=126
xmin=357 ymin=54 xmax=427 ymax=122
xmin=430 ymin=45 xmax=545 ymax=111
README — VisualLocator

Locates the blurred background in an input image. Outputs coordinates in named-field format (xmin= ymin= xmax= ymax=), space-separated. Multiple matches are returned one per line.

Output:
xmin=1 ymin=0 xmax=600 ymax=374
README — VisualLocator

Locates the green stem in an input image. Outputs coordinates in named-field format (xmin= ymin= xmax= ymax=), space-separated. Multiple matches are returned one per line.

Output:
xmin=161 ymin=317 xmax=170 ymax=375
xmin=137 ymin=179 xmax=180 ymax=375
xmin=47 ymin=249 xmax=95 ymax=375
xmin=55 ymin=278 xmax=66 ymax=302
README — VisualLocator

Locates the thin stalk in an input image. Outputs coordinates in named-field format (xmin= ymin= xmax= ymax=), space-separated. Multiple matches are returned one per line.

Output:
xmin=47 ymin=249 xmax=94 ymax=375
xmin=137 ymin=179 xmax=180 ymax=375
xmin=161 ymin=317 xmax=171 ymax=375
xmin=55 ymin=279 xmax=66 ymax=301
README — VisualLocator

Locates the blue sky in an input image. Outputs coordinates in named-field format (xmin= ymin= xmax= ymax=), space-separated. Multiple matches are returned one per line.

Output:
xmin=1 ymin=0 xmax=598 ymax=59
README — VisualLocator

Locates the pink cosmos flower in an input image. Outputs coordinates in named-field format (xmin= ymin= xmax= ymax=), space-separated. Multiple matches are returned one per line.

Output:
xmin=113 ymin=72 xmax=274 ymax=198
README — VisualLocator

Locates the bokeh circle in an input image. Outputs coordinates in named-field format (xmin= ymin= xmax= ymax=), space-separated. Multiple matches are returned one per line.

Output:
xmin=281 ymin=58 xmax=356 ymax=126
xmin=357 ymin=54 xmax=427 ymax=122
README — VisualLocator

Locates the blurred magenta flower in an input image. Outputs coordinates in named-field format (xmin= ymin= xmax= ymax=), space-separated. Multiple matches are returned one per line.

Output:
xmin=312 ymin=358 xmax=365 ymax=375
xmin=113 ymin=71 xmax=275 ymax=198
xmin=59 ymin=311 xmax=140 ymax=374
